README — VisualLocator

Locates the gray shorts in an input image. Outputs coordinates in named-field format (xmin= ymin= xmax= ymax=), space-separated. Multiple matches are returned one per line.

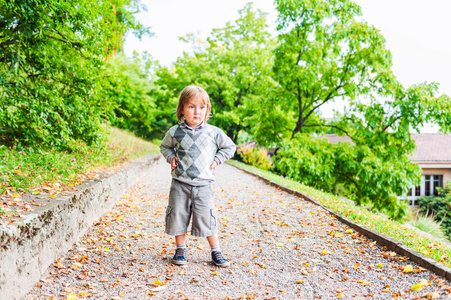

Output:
xmin=165 ymin=179 xmax=218 ymax=237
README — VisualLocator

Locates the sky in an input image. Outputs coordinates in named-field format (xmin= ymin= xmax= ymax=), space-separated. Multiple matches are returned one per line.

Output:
xmin=124 ymin=0 xmax=451 ymax=131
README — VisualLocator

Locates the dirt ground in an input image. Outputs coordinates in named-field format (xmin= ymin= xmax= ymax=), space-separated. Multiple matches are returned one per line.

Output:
xmin=26 ymin=160 xmax=451 ymax=299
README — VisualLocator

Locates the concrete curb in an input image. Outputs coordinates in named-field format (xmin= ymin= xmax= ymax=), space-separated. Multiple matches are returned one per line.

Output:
xmin=227 ymin=162 xmax=451 ymax=281
xmin=0 ymin=154 xmax=161 ymax=300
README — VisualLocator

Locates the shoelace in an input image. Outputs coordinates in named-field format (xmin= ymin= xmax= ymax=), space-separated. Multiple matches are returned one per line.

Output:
xmin=213 ymin=251 xmax=225 ymax=261
xmin=175 ymin=248 xmax=185 ymax=257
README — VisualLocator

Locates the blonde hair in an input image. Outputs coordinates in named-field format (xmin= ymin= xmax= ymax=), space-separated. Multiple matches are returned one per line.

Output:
xmin=176 ymin=85 xmax=211 ymax=122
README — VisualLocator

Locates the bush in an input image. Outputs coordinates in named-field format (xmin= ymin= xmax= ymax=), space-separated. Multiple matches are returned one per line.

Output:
xmin=273 ymin=135 xmax=413 ymax=221
xmin=237 ymin=143 xmax=273 ymax=171
xmin=417 ymin=181 xmax=451 ymax=239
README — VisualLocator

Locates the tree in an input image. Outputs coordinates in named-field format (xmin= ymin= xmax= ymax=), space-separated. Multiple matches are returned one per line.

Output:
xmin=105 ymin=52 xmax=157 ymax=139
xmin=271 ymin=0 xmax=451 ymax=220
xmin=0 ymin=0 xmax=149 ymax=149
xmin=273 ymin=0 xmax=397 ymax=139
xmin=152 ymin=4 xmax=276 ymax=143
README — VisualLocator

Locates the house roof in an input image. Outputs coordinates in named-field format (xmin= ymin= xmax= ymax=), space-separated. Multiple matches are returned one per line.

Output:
xmin=410 ymin=133 xmax=451 ymax=164
xmin=320 ymin=133 xmax=451 ymax=164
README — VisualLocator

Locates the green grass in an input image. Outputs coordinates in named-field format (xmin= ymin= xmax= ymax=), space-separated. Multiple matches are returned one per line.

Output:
xmin=0 ymin=127 xmax=159 ymax=197
xmin=410 ymin=210 xmax=447 ymax=240
xmin=228 ymin=160 xmax=451 ymax=268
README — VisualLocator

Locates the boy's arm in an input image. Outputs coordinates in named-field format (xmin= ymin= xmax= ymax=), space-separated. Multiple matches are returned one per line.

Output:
xmin=159 ymin=130 xmax=176 ymax=164
xmin=214 ymin=128 xmax=236 ymax=164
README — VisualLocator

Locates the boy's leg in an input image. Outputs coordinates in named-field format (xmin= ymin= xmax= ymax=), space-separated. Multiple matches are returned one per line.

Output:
xmin=207 ymin=233 xmax=230 ymax=267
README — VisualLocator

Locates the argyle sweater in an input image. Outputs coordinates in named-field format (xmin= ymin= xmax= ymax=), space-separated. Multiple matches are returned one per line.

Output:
xmin=160 ymin=122 xmax=236 ymax=186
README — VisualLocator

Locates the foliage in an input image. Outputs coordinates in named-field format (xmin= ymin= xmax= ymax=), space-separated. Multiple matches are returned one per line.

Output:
xmin=267 ymin=0 xmax=451 ymax=219
xmin=273 ymin=0 xmax=398 ymax=139
xmin=274 ymin=135 xmax=414 ymax=220
xmin=229 ymin=160 xmax=451 ymax=268
xmin=0 ymin=0 xmax=149 ymax=150
xmin=417 ymin=182 xmax=451 ymax=239
xmin=104 ymin=52 xmax=158 ymax=139
xmin=237 ymin=145 xmax=273 ymax=171
xmin=410 ymin=210 xmax=447 ymax=240
xmin=0 ymin=127 xmax=158 ymax=197
xmin=152 ymin=4 xmax=276 ymax=142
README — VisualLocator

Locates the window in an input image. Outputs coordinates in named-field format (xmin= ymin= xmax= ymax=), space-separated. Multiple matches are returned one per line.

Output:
xmin=424 ymin=175 xmax=443 ymax=197
xmin=425 ymin=175 xmax=431 ymax=196
xmin=433 ymin=175 xmax=443 ymax=196
xmin=415 ymin=186 xmax=421 ymax=196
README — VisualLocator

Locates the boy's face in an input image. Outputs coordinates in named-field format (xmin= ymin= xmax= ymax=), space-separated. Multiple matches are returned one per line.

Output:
xmin=182 ymin=96 xmax=207 ymax=129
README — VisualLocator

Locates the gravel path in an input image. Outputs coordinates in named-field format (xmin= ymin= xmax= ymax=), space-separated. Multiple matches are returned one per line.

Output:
xmin=26 ymin=159 xmax=451 ymax=299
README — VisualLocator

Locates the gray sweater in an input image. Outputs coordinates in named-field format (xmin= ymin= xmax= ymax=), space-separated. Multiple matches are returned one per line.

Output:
xmin=160 ymin=122 xmax=236 ymax=186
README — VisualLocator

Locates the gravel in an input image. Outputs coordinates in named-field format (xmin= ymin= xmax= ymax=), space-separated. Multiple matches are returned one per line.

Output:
xmin=26 ymin=160 xmax=451 ymax=299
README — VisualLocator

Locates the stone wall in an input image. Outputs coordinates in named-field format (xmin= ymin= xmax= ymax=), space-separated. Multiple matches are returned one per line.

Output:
xmin=0 ymin=155 xmax=161 ymax=300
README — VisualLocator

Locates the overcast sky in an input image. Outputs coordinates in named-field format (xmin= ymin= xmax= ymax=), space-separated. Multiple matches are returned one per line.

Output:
xmin=124 ymin=0 xmax=451 ymax=131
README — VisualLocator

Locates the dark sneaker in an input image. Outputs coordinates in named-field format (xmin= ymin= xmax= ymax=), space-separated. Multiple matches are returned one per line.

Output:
xmin=172 ymin=247 xmax=187 ymax=265
xmin=211 ymin=251 xmax=230 ymax=267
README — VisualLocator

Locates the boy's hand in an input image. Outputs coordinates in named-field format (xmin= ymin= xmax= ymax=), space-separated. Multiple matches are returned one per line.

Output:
xmin=209 ymin=160 xmax=218 ymax=174
xmin=171 ymin=157 xmax=179 ymax=170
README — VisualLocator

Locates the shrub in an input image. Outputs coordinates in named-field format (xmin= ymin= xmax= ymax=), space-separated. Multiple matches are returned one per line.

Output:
xmin=273 ymin=135 xmax=413 ymax=221
xmin=417 ymin=181 xmax=451 ymax=239
xmin=237 ymin=144 xmax=273 ymax=171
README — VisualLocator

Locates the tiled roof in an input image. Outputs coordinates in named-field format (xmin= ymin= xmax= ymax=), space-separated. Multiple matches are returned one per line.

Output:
xmin=320 ymin=133 xmax=451 ymax=163
xmin=410 ymin=133 xmax=451 ymax=163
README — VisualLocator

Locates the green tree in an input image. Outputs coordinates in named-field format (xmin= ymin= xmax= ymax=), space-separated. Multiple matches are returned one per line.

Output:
xmin=105 ymin=52 xmax=157 ymax=139
xmin=153 ymin=4 xmax=276 ymax=143
xmin=271 ymin=0 xmax=451 ymax=220
xmin=0 ymin=0 xmax=149 ymax=149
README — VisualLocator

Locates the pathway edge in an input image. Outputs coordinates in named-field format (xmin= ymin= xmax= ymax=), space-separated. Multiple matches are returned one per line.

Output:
xmin=0 ymin=154 xmax=161 ymax=300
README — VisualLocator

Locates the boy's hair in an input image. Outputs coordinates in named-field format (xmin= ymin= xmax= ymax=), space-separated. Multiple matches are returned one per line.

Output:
xmin=176 ymin=85 xmax=212 ymax=122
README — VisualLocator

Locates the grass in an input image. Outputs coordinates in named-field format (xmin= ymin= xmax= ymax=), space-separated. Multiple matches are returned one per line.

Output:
xmin=410 ymin=209 xmax=447 ymax=240
xmin=228 ymin=160 xmax=451 ymax=268
xmin=0 ymin=126 xmax=159 ymax=197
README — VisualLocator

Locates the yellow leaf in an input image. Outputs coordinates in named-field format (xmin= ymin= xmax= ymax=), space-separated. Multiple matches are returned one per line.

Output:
xmin=118 ymin=215 xmax=124 ymax=220
xmin=104 ymin=248 xmax=110 ymax=252
xmin=67 ymin=294 xmax=77 ymax=300
xmin=320 ymin=251 xmax=328 ymax=255
xmin=198 ymin=245 xmax=204 ymax=250
xmin=330 ymin=231 xmax=335 ymax=236
xmin=12 ymin=194 xmax=20 ymax=198
xmin=375 ymin=263 xmax=383 ymax=268
xmin=403 ymin=265 xmax=413 ymax=273
xmin=337 ymin=293 xmax=344 ymax=297
xmin=276 ymin=243 xmax=284 ymax=247
xmin=345 ymin=229 xmax=353 ymax=234
xmin=179 ymin=271 xmax=185 ymax=275
xmin=411 ymin=284 xmax=422 ymax=292
xmin=49 ymin=195 xmax=56 ymax=198
xmin=211 ymin=272 xmax=218 ymax=275
xmin=354 ymin=263 xmax=360 ymax=269
xmin=154 ymin=279 xmax=163 ymax=286
xmin=335 ymin=233 xmax=343 ymax=237
xmin=295 ymin=280 xmax=304 ymax=284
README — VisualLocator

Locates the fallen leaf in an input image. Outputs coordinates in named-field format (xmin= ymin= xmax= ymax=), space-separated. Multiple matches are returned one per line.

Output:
xmin=375 ymin=263 xmax=383 ymax=268
xmin=66 ymin=294 xmax=77 ymax=300
xmin=295 ymin=280 xmax=304 ymax=284
xmin=403 ymin=265 xmax=413 ymax=273
xmin=411 ymin=284 xmax=422 ymax=292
